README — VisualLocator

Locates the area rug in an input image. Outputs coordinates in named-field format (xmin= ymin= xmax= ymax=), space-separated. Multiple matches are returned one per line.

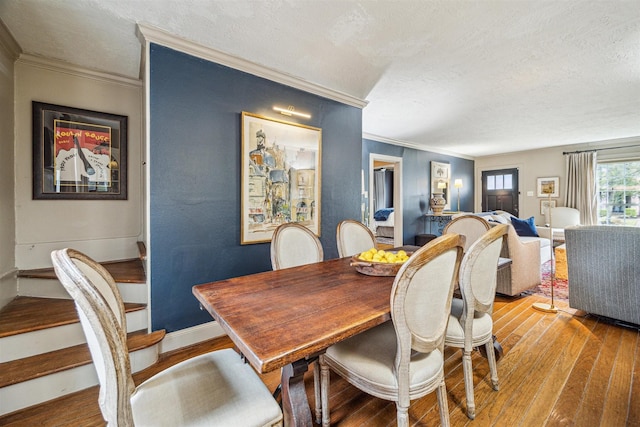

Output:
xmin=528 ymin=260 xmax=569 ymax=301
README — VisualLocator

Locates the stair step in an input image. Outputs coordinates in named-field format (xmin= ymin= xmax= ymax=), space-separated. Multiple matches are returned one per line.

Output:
xmin=0 ymin=296 xmax=145 ymax=338
xmin=0 ymin=329 xmax=165 ymax=416
xmin=18 ymin=257 xmax=146 ymax=284
xmin=0 ymin=329 xmax=165 ymax=388
xmin=0 ymin=297 xmax=148 ymax=362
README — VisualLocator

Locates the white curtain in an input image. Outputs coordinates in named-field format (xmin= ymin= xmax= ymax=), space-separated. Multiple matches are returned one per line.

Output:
xmin=564 ymin=151 xmax=598 ymax=225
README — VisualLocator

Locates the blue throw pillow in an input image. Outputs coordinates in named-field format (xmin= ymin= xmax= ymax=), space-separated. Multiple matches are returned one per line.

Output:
xmin=511 ymin=216 xmax=539 ymax=237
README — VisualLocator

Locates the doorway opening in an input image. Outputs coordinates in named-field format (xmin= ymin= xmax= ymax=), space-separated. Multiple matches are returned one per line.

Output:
xmin=369 ymin=154 xmax=403 ymax=248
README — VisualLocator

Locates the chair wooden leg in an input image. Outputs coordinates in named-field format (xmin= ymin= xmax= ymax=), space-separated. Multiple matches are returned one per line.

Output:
xmin=320 ymin=356 xmax=331 ymax=427
xmin=485 ymin=341 xmax=500 ymax=390
xmin=313 ymin=362 xmax=321 ymax=424
xmin=395 ymin=404 xmax=409 ymax=427
xmin=462 ymin=349 xmax=476 ymax=419
xmin=436 ymin=378 xmax=451 ymax=427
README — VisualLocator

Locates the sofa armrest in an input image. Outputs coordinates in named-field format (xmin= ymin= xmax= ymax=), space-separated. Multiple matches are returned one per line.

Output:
xmin=536 ymin=226 xmax=551 ymax=240
xmin=496 ymin=224 xmax=542 ymax=295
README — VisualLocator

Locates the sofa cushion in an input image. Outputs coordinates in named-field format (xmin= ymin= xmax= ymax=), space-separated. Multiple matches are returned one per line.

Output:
xmin=511 ymin=216 xmax=539 ymax=237
xmin=490 ymin=214 xmax=509 ymax=224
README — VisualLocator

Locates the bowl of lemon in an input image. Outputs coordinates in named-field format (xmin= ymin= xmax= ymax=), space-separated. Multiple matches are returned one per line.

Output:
xmin=350 ymin=248 xmax=412 ymax=276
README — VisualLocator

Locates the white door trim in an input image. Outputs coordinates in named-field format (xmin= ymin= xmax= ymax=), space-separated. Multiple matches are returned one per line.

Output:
xmin=369 ymin=154 xmax=403 ymax=247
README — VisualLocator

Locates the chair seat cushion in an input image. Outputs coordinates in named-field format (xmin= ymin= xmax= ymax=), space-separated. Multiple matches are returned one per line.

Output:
xmin=131 ymin=348 xmax=282 ymax=426
xmin=324 ymin=321 xmax=444 ymax=399
xmin=446 ymin=298 xmax=494 ymax=347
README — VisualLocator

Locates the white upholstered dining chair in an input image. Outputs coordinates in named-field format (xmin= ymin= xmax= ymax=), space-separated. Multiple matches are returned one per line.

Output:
xmin=443 ymin=214 xmax=491 ymax=252
xmin=336 ymin=219 xmax=376 ymax=258
xmin=270 ymin=222 xmax=324 ymax=270
xmin=319 ymin=233 xmax=465 ymax=427
xmin=444 ymin=223 xmax=508 ymax=419
xmin=51 ymin=248 xmax=283 ymax=427
xmin=270 ymin=222 xmax=324 ymax=422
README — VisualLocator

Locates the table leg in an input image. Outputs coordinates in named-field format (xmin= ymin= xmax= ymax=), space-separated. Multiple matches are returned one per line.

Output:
xmin=281 ymin=359 xmax=313 ymax=427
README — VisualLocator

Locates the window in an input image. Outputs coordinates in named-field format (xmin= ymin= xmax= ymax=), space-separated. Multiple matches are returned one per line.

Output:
xmin=486 ymin=174 xmax=513 ymax=190
xmin=597 ymin=160 xmax=640 ymax=226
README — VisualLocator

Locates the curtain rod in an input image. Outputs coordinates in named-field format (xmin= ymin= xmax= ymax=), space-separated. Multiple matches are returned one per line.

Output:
xmin=563 ymin=143 xmax=640 ymax=155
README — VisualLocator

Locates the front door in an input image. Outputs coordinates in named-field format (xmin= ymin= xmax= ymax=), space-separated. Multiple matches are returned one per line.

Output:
xmin=481 ymin=168 xmax=519 ymax=216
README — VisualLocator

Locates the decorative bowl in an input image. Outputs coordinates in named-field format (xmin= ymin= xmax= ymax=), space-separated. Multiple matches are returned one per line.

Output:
xmin=350 ymin=251 xmax=413 ymax=277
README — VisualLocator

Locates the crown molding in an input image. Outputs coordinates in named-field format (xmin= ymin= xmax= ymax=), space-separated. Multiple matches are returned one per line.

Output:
xmin=136 ymin=22 xmax=368 ymax=109
xmin=0 ymin=19 xmax=21 ymax=59
xmin=362 ymin=132 xmax=474 ymax=160
xmin=17 ymin=54 xmax=142 ymax=87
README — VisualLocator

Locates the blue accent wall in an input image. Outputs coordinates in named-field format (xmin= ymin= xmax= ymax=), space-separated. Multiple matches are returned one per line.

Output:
xmin=363 ymin=138 xmax=474 ymax=243
xmin=149 ymin=44 xmax=362 ymax=332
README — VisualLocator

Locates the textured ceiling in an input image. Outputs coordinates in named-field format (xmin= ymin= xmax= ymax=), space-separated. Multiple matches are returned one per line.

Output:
xmin=1 ymin=0 xmax=639 ymax=157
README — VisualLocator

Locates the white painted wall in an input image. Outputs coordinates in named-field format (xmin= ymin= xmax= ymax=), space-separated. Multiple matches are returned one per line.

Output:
xmin=0 ymin=22 xmax=18 ymax=308
xmin=13 ymin=56 xmax=144 ymax=269
xmin=475 ymin=138 xmax=640 ymax=225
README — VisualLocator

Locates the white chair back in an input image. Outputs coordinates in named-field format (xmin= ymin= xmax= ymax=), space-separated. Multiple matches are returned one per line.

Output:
xmin=546 ymin=207 xmax=580 ymax=228
xmin=443 ymin=214 xmax=491 ymax=252
xmin=336 ymin=219 xmax=376 ymax=257
xmin=459 ymin=224 xmax=509 ymax=316
xmin=51 ymin=248 xmax=135 ymax=425
xmin=392 ymin=233 xmax=465 ymax=356
xmin=271 ymin=222 xmax=324 ymax=270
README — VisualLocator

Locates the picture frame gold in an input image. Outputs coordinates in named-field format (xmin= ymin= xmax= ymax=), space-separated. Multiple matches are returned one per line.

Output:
xmin=241 ymin=112 xmax=322 ymax=244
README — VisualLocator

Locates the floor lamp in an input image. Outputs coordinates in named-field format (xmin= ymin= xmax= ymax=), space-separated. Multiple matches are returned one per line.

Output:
xmin=533 ymin=191 xmax=558 ymax=313
xmin=454 ymin=179 xmax=463 ymax=212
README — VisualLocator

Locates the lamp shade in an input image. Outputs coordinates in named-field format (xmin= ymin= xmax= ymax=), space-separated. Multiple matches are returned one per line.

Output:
xmin=454 ymin=179 xmax=463 ymax=188
xmin=437 ymin=181 xmax=447 ymax=189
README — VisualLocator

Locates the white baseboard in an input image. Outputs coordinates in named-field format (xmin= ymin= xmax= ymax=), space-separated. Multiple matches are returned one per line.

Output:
xmin=159 ymin=321 xmax=226 ymax=354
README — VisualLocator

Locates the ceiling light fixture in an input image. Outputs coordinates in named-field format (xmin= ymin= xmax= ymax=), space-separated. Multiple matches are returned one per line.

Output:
xmin=273 ymin=105 xmax=311 ymax=119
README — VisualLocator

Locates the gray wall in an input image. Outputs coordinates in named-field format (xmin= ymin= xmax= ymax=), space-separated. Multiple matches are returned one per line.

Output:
xmin=149 ymin=44 xmax=362 ymax=332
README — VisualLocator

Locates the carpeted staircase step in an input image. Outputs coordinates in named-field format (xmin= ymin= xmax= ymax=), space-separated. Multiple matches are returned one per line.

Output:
xmin=0 ymin=296 xmax=145 ymax=338
xmin=0 ymin=329 xmax=165 ymax=388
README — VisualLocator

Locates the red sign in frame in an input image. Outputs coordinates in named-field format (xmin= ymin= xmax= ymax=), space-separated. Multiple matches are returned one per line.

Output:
xmin=32 ymin=101 xmax=127 ymax=200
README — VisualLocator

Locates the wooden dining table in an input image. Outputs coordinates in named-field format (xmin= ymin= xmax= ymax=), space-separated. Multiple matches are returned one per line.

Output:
xmin=192 ymin=255 xmax=400 ymax=427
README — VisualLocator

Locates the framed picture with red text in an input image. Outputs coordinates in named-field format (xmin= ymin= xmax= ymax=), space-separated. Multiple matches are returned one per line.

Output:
xmin=32 ymin=101 xmax=127 ymax=199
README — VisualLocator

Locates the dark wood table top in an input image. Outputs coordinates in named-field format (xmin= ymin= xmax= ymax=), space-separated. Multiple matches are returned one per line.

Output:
xmin=193 ymin=256 xmax=395 ymax=373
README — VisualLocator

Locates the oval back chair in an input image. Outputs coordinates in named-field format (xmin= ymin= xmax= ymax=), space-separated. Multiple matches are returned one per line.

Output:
xmin=336 ymin=219 xmax=376 ymax=258
xmin=51 ymin=248 xmax=282 ymax=427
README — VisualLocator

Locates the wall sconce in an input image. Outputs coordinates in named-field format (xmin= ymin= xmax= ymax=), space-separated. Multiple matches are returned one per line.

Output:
xmin=273 ymin=105 xmax=311 ymax=119
xmin=454 ymin=179 xmax=463 ymax=212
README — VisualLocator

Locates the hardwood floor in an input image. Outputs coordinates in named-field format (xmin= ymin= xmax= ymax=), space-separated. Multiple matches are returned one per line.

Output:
xmin=1 ymin=293 xmax=638 ymax=426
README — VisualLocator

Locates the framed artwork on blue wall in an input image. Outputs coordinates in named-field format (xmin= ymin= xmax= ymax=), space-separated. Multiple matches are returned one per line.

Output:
xmin=241 ymin=112 xmax=322 ymax=244
xmin=32 ymin=101 xmax=128 ymax=200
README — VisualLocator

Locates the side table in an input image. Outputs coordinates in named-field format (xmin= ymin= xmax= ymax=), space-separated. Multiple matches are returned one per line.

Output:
xmin=424 ymin=213 xmax=454 ymax=236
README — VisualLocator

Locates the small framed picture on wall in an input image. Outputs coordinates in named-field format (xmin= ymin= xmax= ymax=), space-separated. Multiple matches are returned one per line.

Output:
xmin=536 ymin=177 xmax=559 ymax=197
xmin=540 ymin=199 xmax=557 ymax=215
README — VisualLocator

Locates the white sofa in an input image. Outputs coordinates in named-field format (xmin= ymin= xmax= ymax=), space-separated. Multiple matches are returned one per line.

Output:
xmin=475 ymin=211 xmax=551 ymax=264
xmin=472 ymin=211 xmax=551 ymax=296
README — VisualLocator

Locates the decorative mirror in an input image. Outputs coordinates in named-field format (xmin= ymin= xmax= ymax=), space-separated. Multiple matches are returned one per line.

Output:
xmin=431 ymin=161 xmax=450 ymax=211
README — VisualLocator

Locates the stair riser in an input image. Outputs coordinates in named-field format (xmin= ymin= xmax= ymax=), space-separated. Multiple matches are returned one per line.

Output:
xmin=0 ymin=308 xmax=148 ymax=363
xmin=17 ymin=277 xmax=148 ymax=303
xmin=0 ymin=343 xmax=160 ymax=416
